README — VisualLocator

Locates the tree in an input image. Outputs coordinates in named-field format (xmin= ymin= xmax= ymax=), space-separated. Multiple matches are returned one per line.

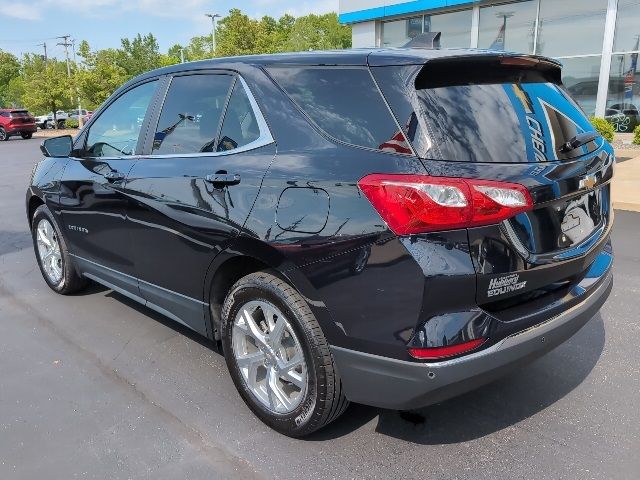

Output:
xmin=118 ymin=33 xmax=162 ymax=77
xmin=77 ymin=41 xmax=128 ymax=109
xmin=286 ymin=13 xmax=352 ymax=52
xmin=0 ymin=49 xmax=21 ymax=107
xmin=215 ymin=9 xmax=273 ymax=57
xmin=20 ymin=56 xmax=73 ymax=122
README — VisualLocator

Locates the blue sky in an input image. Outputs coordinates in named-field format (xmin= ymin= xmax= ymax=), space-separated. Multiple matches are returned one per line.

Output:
xmin=0 ymin=0 xmax=339 ymax=58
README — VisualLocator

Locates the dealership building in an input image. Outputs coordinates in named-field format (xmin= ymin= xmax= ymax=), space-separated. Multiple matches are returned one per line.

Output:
xmin=339 ymin=0 xmax=640 ymax=130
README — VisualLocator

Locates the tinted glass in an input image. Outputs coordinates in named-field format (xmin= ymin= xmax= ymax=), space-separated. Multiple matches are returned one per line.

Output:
xmin=424 ymin=9 xmax=472 ymax=48
xmin=536 ymin=0 xmax=608 ymax=57
xmin=86 ymin=80 xmax=157 ymax=157
xmin=614 ymin=0 xmax=640 ymax=53
xmin=606 ymin=53 xmax=640 ymax=133
xmin=269 ymin=67 xmax=406 ymax=151
xmin=478 ymin=0 xmax=537 ymax=54
xmin=561 ymin=56 xmax=603 ymax=116
xmin=217 ymin=81 xmax=261 ymax=152
xmin=153 ymin=74 xmax=233 ymax=155
xmin=374 ymin=64 xmax=596 ymax=163
xmin=382 ymin=16 xmax=423 ymax=47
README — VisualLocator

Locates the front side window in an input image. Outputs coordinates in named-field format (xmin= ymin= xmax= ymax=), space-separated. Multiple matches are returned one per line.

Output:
xmin=268 ymin=67 xmax=408 ymax=152
xmin=152 ymin=74 xmax=233 ymax=155
xmin=85 ymin=80 xmax=157 ymax=157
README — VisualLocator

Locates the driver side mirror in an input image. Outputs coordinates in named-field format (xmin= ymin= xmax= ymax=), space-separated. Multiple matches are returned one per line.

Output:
xmin=40 ymin=135 xmax=73 ymax=157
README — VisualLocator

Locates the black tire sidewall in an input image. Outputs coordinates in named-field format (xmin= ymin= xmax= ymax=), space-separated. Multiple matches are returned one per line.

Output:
xmin=222 ymin=280 xmax=321 ymax=436
xmin=31 ymin=205 xmax=71 ymax=292
xmin=0 ymin=127 xmax=7 ymax=141
xmin=21 ymin=133 xmax=33 ymax=139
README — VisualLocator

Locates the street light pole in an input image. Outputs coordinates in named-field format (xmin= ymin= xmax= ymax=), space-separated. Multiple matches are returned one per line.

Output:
xmin=205 ymin=13 xmax=221 ymax=56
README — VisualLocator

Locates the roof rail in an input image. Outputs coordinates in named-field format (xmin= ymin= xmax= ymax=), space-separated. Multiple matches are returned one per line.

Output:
xmin=403 ymin=32 xmax=441 ymax=49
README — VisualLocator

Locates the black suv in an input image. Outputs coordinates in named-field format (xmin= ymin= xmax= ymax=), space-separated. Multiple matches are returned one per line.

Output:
xmin=27 ymin=48 xmax=614 ymax=437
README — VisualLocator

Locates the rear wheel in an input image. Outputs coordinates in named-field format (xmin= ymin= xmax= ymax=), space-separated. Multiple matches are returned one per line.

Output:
xmin=221 ymin=271 xmax=348 ymax=437
xmin=21 ymin=132 xmax=33 ymax=140
xmin=0 ymin=127 xmax=7 ymax=141
xmin=31 ymin=205 xmax=87 ymax=294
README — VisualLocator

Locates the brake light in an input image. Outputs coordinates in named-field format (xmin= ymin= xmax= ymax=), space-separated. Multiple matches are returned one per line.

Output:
xmin=408 ymin=338 xmax=486 ymax=360
xmin=358 ymin=174 xmax=533 ymax=235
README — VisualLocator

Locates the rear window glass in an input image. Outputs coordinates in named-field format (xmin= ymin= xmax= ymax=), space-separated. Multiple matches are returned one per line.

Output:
xmin=373 ymin=61 xmax=598 ymax=163
xmin=268 ymin=67 xmax=411 ymax=153
xmin=10 ymin=110 xmax=29 ymax=117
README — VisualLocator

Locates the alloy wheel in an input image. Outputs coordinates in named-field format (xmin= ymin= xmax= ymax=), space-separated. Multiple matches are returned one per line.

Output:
xmin=35 ymin=218 xmax=63 ymax=284
xmin=232 ymin=300 xmax=307 ymax=414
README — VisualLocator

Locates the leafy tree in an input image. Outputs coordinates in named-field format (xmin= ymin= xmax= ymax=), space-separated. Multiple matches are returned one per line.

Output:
xmin=77 ymin=41 xmax=128 ymax=109
xmin=20 ymin=56 xmax=73 ymax=122
xmin=0 ymin=49 xmax=21 ymax=107
xmin=215 ymin=9 xmax=273 ymax=57
xmin=118 ymin=33 xmax=162 ymax=77
xmin=286 ymin=13 xmax=352 ymax=51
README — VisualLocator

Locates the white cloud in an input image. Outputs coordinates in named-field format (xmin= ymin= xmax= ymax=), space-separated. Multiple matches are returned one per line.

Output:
xmin=0 ymin=3 xmax=42 ymax=20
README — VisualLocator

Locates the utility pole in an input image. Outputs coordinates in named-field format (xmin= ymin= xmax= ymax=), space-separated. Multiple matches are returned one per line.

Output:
xmin=205 ymin=13 xmax=221 ymax=56
xmin=180 ymin=48 xmax=185 ymax=64
xmin=37 ymin=42 xmax=47 ymax=62
xmin=71 ymin=39 xmax=84 ymax=128
xmin=54 ymin=35 xmax=72 ymax=129
xmin=56 ymin=34 xmax=72 ymax=76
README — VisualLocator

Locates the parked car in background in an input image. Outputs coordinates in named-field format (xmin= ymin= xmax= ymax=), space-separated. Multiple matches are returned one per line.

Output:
xmin=27 ymin=47 xmax=614 ymax=437
xmin=0 ymin=109 xmax=37 ymax=141
xmin=35 ymin=110 xmax=68 ymax=130
xmin=67 ymin=109 xmax=92 ymax=124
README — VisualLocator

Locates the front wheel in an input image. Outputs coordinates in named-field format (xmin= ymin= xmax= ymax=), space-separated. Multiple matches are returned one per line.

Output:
xmin=21 ymin=132 xmax=33 ymax=140
xmin=31 ymin=205 xmax=87 ymax=294
xmin=221 ymin=271 xmax=348 ymax=437
xmin=0 ymin=127 xmax=7 ymax=141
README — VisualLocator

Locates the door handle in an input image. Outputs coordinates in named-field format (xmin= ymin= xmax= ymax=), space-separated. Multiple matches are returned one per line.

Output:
xmin=104 ymin=171 xmax=125 ymax=182
xmin=205 ymin=173 xmax=241 ymax=186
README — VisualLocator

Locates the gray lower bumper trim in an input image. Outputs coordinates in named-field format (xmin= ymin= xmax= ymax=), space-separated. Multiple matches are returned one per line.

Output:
xmin=331 ymin=272 xmax=613 ymax=410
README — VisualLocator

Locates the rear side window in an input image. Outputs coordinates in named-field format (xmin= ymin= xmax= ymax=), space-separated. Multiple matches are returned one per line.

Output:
xmin=152 ymin=74 xmax=233 ymax=155
xmin=268 ymin=67 xmax=410 ymax=153
xmin=217 ymin=80 xmax=261 ymax=152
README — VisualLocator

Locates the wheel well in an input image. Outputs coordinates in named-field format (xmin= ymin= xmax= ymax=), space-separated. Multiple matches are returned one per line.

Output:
xmin=209 ymin=255 xmax=270 ymax=339
xmin=27 ymin=196 xmax=44 ymax=227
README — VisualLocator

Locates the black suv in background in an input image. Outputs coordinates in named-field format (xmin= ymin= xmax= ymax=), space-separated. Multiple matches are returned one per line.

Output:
xmin=27 ymin=48 xmax=614 ymax=437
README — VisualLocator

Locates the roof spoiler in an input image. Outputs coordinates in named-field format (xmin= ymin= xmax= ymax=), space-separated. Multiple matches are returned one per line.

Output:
xmin=403 ymin=32 xmax=441 ymax=49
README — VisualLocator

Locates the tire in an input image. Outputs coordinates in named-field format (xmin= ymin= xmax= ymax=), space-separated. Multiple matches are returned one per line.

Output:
xmin=31 ymin=204 xmax=87 ymax=294
xmin=0 ymin=127 xmax=7 ymax=141
xmin=21 ymin=132 xmax=33 ymax=140
xmin=221 ymin=271 xmax=349 ymax=437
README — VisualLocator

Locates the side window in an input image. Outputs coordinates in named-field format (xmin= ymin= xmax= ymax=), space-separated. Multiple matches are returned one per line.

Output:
xmin=267 ymin=67 xmax=406 ymax=151
xmin=217 ymin=80 xmax=261 ymax=152
xmin=85 ymin=80 xmax=157 ymax=157
xmin=152 ymin=74 xmax=233 ymax=155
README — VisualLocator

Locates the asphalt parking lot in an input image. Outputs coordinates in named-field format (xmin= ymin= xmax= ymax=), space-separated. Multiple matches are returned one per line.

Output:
xmin=1 ymin=137 xmax=639 ymax=479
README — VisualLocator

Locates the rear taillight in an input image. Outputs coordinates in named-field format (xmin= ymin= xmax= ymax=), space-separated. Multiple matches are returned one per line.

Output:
xmin=408 ymin=338 xmax=486 ymax=360
xmin=358 ymin=174 xmax=533 ymax=235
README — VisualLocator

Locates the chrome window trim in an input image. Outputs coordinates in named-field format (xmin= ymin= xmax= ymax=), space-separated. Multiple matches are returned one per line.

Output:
xmin=143 ymin=74 xmax=274 ymax=160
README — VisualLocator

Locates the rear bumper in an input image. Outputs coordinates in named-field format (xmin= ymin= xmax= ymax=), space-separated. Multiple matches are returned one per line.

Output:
xmin=331 ymin=267 xmax=612 ymax=410
xmin=6 ymin=124 xmax=37 ymax=134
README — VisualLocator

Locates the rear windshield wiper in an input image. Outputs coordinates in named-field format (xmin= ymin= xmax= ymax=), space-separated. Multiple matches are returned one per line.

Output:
xmin=558 ymin=132 xmax=599 ymax=153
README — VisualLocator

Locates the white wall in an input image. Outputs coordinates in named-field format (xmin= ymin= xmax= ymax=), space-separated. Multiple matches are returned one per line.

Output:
xmin=351 ymin=21 xmax=379 ymax=48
